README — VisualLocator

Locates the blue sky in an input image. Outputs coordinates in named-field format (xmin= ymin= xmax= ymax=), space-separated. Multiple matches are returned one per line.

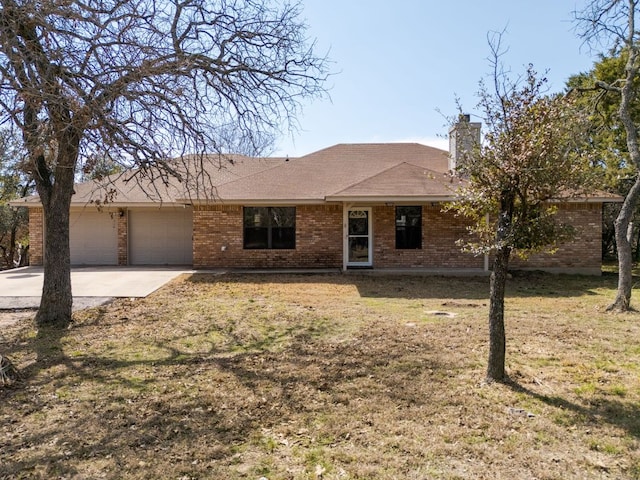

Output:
xmin=273 ymin=1 xmax=599 ymax=157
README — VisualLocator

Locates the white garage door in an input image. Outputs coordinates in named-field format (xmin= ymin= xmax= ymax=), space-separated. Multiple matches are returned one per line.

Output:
xmin=129 ymin=208 xmax=193 ymax=265
xmin=69 ymin=209 xmax=118 ymax=265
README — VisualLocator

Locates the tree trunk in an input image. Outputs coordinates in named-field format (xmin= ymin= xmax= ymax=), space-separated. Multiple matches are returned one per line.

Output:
xmin=611 ymin=9 xmax=640 ymax=312
xmin=32 ymin=134 xmax=80 ymax=329
xmin=608 ymin=173 xmax=640 ymax=311
xmin=18 ymin=244 xmax=28 ymax=267
xmin=635 ymin=222 xmax=640 ymax=262
xmin=0 ymin=244 xmax=7 ymax=269
xmin=487 ymin=245 xmax=511 ymax=382
xmin=34 ymin=195 xmax=73 ymax=328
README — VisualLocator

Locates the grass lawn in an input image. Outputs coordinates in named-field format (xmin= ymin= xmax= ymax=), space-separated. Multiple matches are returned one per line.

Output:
xmin=1 ymin=272 xmax=639 ymax=479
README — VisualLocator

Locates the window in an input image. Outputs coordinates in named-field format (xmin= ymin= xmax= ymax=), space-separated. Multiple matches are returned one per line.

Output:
xmin=395 ymin=206 xmax=422 ymax=249
xmin=243 ymin=207 xmax=296 ymax=249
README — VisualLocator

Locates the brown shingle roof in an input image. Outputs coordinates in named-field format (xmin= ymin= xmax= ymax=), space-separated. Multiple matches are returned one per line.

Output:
xmin=210 ymin=143 xmax=452 ymax=202
xmin=327 ymin=162 xmax=464 ymax=200
xmin=14 ymin=154 xmax=284 ymax=206
xmin=15 ymin=142 xmax=450 ymax=206
xmin=15 ymin=142 xmax=616 ymax=206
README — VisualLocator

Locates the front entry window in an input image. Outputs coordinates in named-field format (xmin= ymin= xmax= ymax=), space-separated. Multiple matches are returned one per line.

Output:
xmin=243 ymin=207 xmax=296 ymax=249
xmin=396 ymin=206 xmax=422 ymax=249
xmin=347 ymin=209 xmax=371 ymax=265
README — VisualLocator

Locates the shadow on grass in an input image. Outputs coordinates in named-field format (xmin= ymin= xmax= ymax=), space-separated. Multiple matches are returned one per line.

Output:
xmin=0 ymin=310 xmax=447 ymax=479
xmin=506 ymin=379 xmax=640 ymax=439
xmin=34 ymin=326 xmax=67 ymax=362
xmin=186 ymin=270 xmax=618 ymax=300
xmin=0 ymin=270 xmax=632 ymax=478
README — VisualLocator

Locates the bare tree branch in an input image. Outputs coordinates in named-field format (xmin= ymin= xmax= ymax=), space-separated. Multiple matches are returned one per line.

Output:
xmin=0 ymin=0 xmax=329 ymax=327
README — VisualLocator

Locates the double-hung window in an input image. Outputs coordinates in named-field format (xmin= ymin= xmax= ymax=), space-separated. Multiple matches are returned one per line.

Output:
xmin=243 ymin=207 xmax=296 ymax=249
xmin=395 ymin=206 xmax=422 ymax=249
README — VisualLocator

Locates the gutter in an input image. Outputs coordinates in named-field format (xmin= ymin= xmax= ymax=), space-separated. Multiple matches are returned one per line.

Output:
xmin=325 ymin=195 xmax=456 ymax=203
xmin=177 ymin=198 xmax=330 ymax=206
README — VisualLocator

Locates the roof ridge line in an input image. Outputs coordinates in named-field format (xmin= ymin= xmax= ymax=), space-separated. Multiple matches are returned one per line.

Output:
xmin=209 ymin=157 xmax=290 ymax=188
xmin=329 ymin=161 xmax=412 ymax=196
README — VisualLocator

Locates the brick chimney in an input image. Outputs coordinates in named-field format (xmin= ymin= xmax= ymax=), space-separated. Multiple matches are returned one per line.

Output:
xmin=448 ymin=114 xmax=481 ymax=175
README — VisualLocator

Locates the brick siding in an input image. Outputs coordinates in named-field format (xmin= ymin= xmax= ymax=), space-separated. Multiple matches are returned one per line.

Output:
xmin=117 ymin=209 xmax=128 ymax=266
xmin=509 ymin=203 xmax=602 ymax=273
xmin=373 ymin=205 xmax=484 ymax=269
xmin=193 ymin=204 xmax=343 ymax=268
xmin=27 ymin=201 xmax=603 ymax=273
xmin=28 ymin=207 xmax=44 ymax=266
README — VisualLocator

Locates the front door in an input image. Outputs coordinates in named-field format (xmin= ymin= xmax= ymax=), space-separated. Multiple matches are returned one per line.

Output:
xmin=346 ymin=208 xmax=372 ymax=267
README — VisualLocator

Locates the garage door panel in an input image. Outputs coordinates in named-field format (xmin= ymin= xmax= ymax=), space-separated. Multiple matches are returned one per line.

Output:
xmin=69 ymin=210 xmax=118 ymax=265
xmin=129 ymin=208 xmax=193 ymax=265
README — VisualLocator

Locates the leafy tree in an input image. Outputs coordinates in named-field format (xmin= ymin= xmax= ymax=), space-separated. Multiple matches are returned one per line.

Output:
xmin=0 ymin=0 xmax=328 ymax=328
xmin=0 ymin=129 xmax=30 ymax=269
xmin=574 ymin=0 xmax=640 ymax=311
xmin=568 ymin=52 xmax=640 ymax=260
xmin=450 ymin=38 xmax=598 ymax=382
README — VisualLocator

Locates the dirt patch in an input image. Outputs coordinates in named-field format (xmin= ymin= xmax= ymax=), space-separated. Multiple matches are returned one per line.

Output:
xmin=0 ymin=309 xmax=35 ymax=328
xmin=0 ymin=273 xmax=638 ymax=479
xmin=425 ymin=310 xmax=457 ymax=317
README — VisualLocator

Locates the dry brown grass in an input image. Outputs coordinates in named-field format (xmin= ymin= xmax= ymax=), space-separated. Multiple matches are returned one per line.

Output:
xmin=1 ymin=272 xmax=639 ymax=479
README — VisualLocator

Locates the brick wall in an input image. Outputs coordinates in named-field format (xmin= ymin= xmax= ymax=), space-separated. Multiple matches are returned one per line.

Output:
xmin=373 ymin=205 xmax=484 ymax=269
xmin=192 ymin=202 xmax=602 ymax=272
xmin=509 ymin=203 xmax=602 ymax=273
xmin=25 ymin=201 xmax=604 ymax=272
xmin=28 ymin=207 xmax=44 ymax=266
xmin=193 ymin=204 xmax=343 ymax=268
xmin=117 ymin=209 xmax=128 ymax=266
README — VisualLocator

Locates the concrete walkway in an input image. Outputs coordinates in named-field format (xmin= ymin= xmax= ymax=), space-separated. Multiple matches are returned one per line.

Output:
xmin=0 ymin=266 xmax=190 ymax=310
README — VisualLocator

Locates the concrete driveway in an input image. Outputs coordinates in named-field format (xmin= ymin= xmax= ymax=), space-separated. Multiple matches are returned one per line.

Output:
xmin=0 ymin=266 xmax=191 ymax=310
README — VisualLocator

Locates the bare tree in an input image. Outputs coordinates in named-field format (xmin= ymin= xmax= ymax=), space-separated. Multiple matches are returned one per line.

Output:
xmin=450 ymin=35 xmax=597 ymax=382
xmin=0 ymin=0 xmax=328 ymax=328
xmin=575 ymin=0 xmax=640 ymax=311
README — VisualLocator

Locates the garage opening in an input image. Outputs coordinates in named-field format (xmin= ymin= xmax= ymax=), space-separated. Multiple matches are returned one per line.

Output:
xmin=128 ymin=208 xmax=193 ymax=265
xmin=69 ymin=209 xmax=118 ymax=265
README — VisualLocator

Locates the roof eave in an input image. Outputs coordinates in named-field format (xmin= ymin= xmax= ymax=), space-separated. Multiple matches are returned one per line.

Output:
xmin=8 ymin=198 xmax=40 ymax=207
xmin=70 ymin=201 xmax=191 ymax=208
xmin=178 ymin=198 xmax=332 ymax=206
xmin=10 ymin=200 xmax=193 ymax=208
xmin=563 ymin=196 xmax=623 ymax=203
xmin=325 ymin=195 xmax=456 ymax=203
